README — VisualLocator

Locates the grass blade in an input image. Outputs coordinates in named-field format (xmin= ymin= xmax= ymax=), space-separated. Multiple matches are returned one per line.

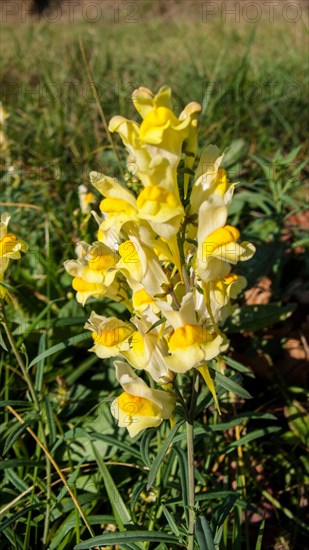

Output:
xmin=147 ymin=421 xmax=184 ymax=490
xmin=91 ymin=442 xmax=133 ymax=530
xmin=28 ymin=332 xmax=91 ymax=368
xmin=74 ymin=531 xmax=178 ymax=549
xmin=195 ymin=516 xmax=215 ymax=550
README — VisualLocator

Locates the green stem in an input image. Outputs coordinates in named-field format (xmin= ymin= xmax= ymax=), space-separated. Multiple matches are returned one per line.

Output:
xmin=186 ymin=421 xmax=195 ymax=550
xmin=186 ymin=371 xmax=199 ymax=550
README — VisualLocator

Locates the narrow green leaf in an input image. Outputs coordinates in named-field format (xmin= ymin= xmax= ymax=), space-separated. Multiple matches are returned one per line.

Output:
xmin=0 ymin=459 xmax=41 ymax=471
xmin=222 ymin=355 xmax=254 ymax=377
xmin=223 ymin=138 xmax=247 ymax=167
xmin=226 ymin=426 xmax=281 ymax=453
xmin=213 ymin=371 xmax=252 ymax=400
xmin=3 ymin=420 xmax=32 ymax=455
xmin=0 ymin=328 xmax=8 ymax=351
xmin=16 ymin=301 xmax=54 ymax=346
xmin=208 ymin=412 xmax=277 ymax=431
xmin=50 ymin=515 xmax=121 ymax=550
xmin=140 ymin=428 xmax=155 ymax=467
xmin=147 ymin=421 xmax=184 ymax=490
xmin=162 ymin=505 xmax=181 ymax=538
xmin=2 ymin=526 xmax=24 ymax=550
xmin=0 ymin=400 xmax=32 ymax=408
xmin=5 ymin=469 xmax=30 ymax=492
xmin=0 ymin=504 xmax=40 ymax=533
xmin=34 ymin=331 xmax=46 ymax=392
xmin=254 ymin=519 xmax=265 ymax=550
xmin=195 ymin=516 xmax=215 ymax=550
xmin=55 ymin=459 xmax=84 ymax=504
xmin=212 ymin=493 xmax=239 ymax=529
xmin=91 ymin=442 xmax=133 ymax=530
xmin=226 ymin=304 xmax=296 ymax=333
xmin=28 ymin=332 xmax=91 ymax=368
xmin=44 ymin=395 xmax=57 ymax=446
xmin=89 ymin=431 xmax=141 ymax=461
xmin=74 ymin=531 xmax=178 ymax=549
xmin=171 ymin=446 xmax=189 ymax=524
xmin=50 ymin=510 xmax=78 ymax=550
xmin=284 ymin=401 xmax=309 ymax=447
xmin=145 ymin=317 xmax=166 ymax=333
xmin=66 ymin=355 xmax=98 ymax=385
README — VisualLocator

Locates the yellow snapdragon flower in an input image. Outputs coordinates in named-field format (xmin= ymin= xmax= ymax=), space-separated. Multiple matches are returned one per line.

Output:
xmin=64 ymin=241 xmax=118 ymax=305
xmin=86 ymin=312 xmax=134 ymax=358
xmin=160 ymin=293 xmax=225 ymax=374
xmin=0 ymin=213 xmax=28 ymax=298
xmin=196 ymin=196 xmax=255 ymax=282
xmin=111 ymin=362 xmax=175 ymax=437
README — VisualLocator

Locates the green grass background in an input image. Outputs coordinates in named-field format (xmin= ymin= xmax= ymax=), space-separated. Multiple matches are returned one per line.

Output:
xmin=0 ymin=3 xmax=308 ymax=549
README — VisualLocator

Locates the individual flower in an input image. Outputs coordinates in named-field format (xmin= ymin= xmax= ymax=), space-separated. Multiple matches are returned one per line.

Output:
xmin=110 ymin=361 xmax=175 ymax=437
xmin=136 ymin=183 xmax=184 ymax=240
xmin=116 ymin=236 xmax=169 ymax=297
xmin=64 ymin=241 xmax=118 ymax=305
xmin=190 ymin=145 xmax=235 ymax=217
xmin=109 ymin=86 xmax=202 ymax=188
xmin=90 ymin=172 xmax=139 ymax=235
xmin=196 ymin=196 xmax=255 ymax=282
xmin=85 ymin=313 xmax=134 ymax=358
xmin=0 ymin=212 xmax=28 ymax=276
xmin=123 ymin=315 xmax=173 ymax=383
xmin=204 ymin=272 xmax=247 ymax=323
xmin=78 ymin=184 xmax=95 ymax=214
xmin=160 ymin=293 xmax=225 ymax=373
xmin=90 ymin=168 xmax=184 ymax=242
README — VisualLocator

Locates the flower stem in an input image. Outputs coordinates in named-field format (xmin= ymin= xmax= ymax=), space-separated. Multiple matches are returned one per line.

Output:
xmin=186 ymin=420 xmax=195 ymax=550
xmin=186 ymin=370 xmax=199 ymax=550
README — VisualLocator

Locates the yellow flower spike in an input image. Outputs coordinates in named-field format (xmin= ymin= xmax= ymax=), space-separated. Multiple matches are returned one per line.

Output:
xmin=63 ymin=85 xmax=258 ymax=432
xmin=197 ymin=364 xmax=221 ymax=414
